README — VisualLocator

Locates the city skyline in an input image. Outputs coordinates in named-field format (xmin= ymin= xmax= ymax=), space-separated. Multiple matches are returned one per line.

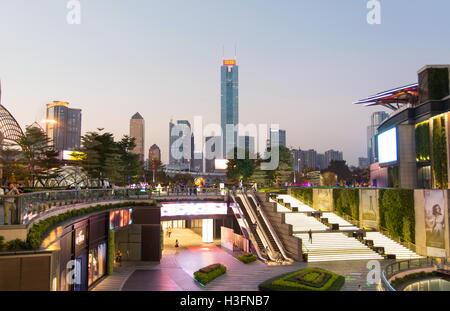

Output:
xmin=1 ymin=1 xmax=450 ymax=166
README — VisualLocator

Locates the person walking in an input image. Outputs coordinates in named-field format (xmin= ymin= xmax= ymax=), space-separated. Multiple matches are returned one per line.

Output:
xmin=308 ymin=229 xmax=313 ymax=244
xmin=168 ymin=227 xmax=172 ymax=238
xmin=4 ymin=183 xmax=21 ymax=225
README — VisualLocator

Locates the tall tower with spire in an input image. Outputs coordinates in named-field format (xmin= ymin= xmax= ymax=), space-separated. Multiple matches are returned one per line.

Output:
xmin=221 ymin=59 xmax=239 ymax=158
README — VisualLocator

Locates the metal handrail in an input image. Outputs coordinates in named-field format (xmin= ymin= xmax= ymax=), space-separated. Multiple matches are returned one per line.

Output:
xmin=248 ymin=191 xmax=294 ymax=263
xmin=0 ymin=187 xmax=224 ymax=225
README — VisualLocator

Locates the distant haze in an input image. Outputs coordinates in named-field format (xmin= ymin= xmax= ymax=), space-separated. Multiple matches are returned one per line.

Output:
xmin=1 ymin=0 xmax=449 ymax=166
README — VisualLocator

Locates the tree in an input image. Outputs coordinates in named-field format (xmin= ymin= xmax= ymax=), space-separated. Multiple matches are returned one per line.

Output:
xmin=0 ymin=146 xmax=28 ymax=184
xmin=323 ymin=160 xmax=352 ymax=184
xmin=321 ymin=171 xmax=337 ymax=187
xmin=257 ymin=146 xmax=293 ymax=186
xmin=227 ymin=147 xmax=256 ymax=183
xmin=79 ymin=130 xmax=143 ymax=186
xmin=16 ymin=126 xmax=61 ymax=186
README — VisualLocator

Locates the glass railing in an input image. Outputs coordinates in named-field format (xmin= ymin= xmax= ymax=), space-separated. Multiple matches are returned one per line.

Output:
xmin=0 ymin=187 xmax=225 ymax=225
xmin=381 ymin=257 xmax=449 ymax=291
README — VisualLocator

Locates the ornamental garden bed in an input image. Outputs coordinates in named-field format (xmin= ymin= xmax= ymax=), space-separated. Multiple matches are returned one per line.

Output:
xmin=259 ymin=267 xmax=345 ymax=291
xmin=194 ymin=264 xmax=227 ymax=285
xmin=237 ymin=253 xmax=257 ymax=264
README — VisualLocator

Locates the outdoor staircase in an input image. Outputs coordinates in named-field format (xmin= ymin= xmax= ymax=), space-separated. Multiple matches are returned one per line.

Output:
xmin=364 ymin=232 xmax=423 ymax=260
xmin=296 ymin=232 xmax=384 ymax=262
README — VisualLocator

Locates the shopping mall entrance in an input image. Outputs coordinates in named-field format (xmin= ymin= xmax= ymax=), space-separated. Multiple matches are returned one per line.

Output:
xmin=160 ymin=201 xmax=239 ymax=253
xmin=162 ymin=219 xmax=220 ymax=251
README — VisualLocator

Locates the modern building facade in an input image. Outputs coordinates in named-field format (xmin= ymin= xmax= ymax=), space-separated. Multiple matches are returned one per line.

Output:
xmin=324 ymin=149 xmax=344 ymax=168
xmin=367 ymin=111 xmax=389 ymax=164
xmin=269 ymin=129 xmax=286 ymax=148
xmin=221 ymin=59 xmax=239 ymax=158
xmin=149 ymin=144 xmax=161 ymax=163
xmin=130 ymin=112 xmax=145 ymax=162
xmin=169 ymin=119 xmax=194 ymax=170
xmin=45 ymin=101 xmax=82 ymax=152
xmin=356 ymin=64 xmax=450 ymax=189
xmin=358 ymin=157 xmax=370 ymax=168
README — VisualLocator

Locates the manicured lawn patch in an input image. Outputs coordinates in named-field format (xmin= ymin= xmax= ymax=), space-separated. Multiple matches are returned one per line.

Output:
xmin=237 ymin=253 xmax=257 ymax=264
xmin=259 ymin=267 xmax=345 ymax=291
xmin=194 ymin=264 xmax=227 ymax=285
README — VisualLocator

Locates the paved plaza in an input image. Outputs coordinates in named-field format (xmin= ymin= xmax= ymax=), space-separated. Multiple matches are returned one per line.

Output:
xmin=92 ymin=228 xmax=382 ymax=291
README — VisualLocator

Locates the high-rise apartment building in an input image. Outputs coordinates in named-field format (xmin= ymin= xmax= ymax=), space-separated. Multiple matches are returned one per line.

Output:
xmin=367 ymin=111 xmax=389 ymax=164
xmin=130 ymin=112 xmax=145 ymax=162
xmin=324 ymin=149 xmax=344 ymax=168
xmin=45 ymin=101 xmax=82 ymax=152
xmin=269 ymin=129 xmax=286 ymax=148
xmin=221 ymin=59 xmax=239 ymax=158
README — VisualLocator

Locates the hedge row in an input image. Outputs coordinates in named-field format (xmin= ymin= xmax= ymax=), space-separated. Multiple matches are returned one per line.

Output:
xmin=194 ymin=264 xmax=227 ymax=285
xmin=259 ymin=267 xmax=345 ymax=291
xmin=237 ymin=253 xmax=257 ymax=264
xmin=333 ymin=188 xmax=359 ymax=220
xmin=23 ymin=201 xmax=154 ymax=250
xmin=379 ymin=189 xmax=415 ymax=243
xmin=391 ymin=271 xmax=439 ymax=290
xmin=290 ymin=187 xmax=313 ymax=206
xmin=415 ymin=122 xmax=431 ymax=162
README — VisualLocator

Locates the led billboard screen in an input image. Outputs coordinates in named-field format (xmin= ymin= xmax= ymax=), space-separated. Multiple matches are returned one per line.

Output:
xmin=377 ymin=127 xmax=398 ymax=164
xmin=161 ymin=202 xmax=228 ymax=217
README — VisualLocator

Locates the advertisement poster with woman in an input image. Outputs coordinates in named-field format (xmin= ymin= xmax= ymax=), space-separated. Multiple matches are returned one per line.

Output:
xmin=424 ymin=190 xmax=446 ymax=256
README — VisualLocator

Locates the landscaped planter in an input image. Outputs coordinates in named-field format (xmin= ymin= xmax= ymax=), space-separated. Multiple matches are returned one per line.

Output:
xmin=259 ymin=267 xmax=345 ymax=291
xmin=194 ymin=264 xmax=227 ymax=285
xmin=237 ymin=253 xmax=257 ymax=264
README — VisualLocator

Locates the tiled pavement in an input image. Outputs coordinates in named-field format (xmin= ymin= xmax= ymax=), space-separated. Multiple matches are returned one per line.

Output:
xmin=92 ymin=228 xmax=381 ymax=291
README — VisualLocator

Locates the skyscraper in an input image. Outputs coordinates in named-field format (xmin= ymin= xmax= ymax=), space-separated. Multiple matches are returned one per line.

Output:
xmin=169 ymin=119 xmax=194 ymax=170
xmin=130 ymin=112 xmax=145 ymax=162
xmin=45 ymin=101 xmax=82 ymax=152
xmin=269 ymin=129 xmax=286 ymax=148
xmin=367 ymin=111 xmax=389 ymax=164
xmin=221 ymin=59 xmax=239 ymax=158
xmin=149 ymin=144 xmax=161 ymax=163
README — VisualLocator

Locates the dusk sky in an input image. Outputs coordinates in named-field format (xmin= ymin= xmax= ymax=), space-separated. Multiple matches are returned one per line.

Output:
xmin=1 ymin=0 xmax=449 ymax=166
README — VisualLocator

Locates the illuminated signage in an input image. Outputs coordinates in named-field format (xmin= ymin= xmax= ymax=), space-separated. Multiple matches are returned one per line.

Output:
xmin=75 ymin=229 xmax=85 ymax=246
xmin=161 ymin=202 xmax=228 ymax=217
xmin=223 ymin=59 xmax=236 ymax=66
xmin=215 ymin=159 xmax=229 ymax=170
xmin=377 ymin=127 xmax=398 ymax=164
xmin=63 ymin=150 xmax=86 ymax=161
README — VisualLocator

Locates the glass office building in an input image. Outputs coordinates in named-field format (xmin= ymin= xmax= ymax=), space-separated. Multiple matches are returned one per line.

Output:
xmin=221 ymin=59 xmax=239 ymax=158
xmin=46 ymin=101 xmax=82 ymax=152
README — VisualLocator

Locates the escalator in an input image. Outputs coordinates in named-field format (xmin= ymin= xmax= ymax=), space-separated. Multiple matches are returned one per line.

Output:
xmin=236 ymin=190 xmax=294 ymax=263
xmin=235 ymin=196 xmax=266 ymax=255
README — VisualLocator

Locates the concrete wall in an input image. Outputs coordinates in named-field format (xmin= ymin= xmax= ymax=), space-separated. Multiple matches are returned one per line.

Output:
xmin=398 ymin=125 xmax=417 ymax=189
xmin=312 ymin=188 xmax=334 ymax=212
xmin=115 ymin=225 xmax=142 ymax=261
xmin=359 ymin=189 xmax=380 ymax=230
xmin=256 ymin=193 xmax=303 ymax=261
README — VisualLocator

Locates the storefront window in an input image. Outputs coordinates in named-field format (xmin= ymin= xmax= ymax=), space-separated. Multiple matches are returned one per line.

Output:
xmin=88 ymin=242 xmax=106 ymax=286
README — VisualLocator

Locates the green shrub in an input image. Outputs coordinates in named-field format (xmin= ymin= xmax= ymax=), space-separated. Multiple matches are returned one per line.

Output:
xmin=237 ymin=253 xmax=257 ymax=264
xmin=24 ymin=201 xmax=153 ymax=250
xmin=379 ymin=189 xmax=415 ymax=243
xmin=259 ymin=267 xmax=344 ymax=291
xmin=194 ymin=264 xmax=227 ymax=285
xmin=290 ymin=187 xmax=313 ymax=206
xmin=428 ymin=68 xmax=449 ymax=100
xmin=0 ymin=236 xmax=5 ymax=251
xmin=415 ymin=122 xmax=431 ymax=162
xmin=6 ymin=238 xmax=29 ymax=250
xmin=333 ymin=188 xmax=359 ymax=220
xmin=432 ymin=116 xmax=448 ymax=189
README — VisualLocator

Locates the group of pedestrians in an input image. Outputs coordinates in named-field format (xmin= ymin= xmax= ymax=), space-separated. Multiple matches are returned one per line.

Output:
xmin=166 ymin=186 xmax=199 ymax=196
xmin=1 ymin=183 xmax=23 ymax=225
